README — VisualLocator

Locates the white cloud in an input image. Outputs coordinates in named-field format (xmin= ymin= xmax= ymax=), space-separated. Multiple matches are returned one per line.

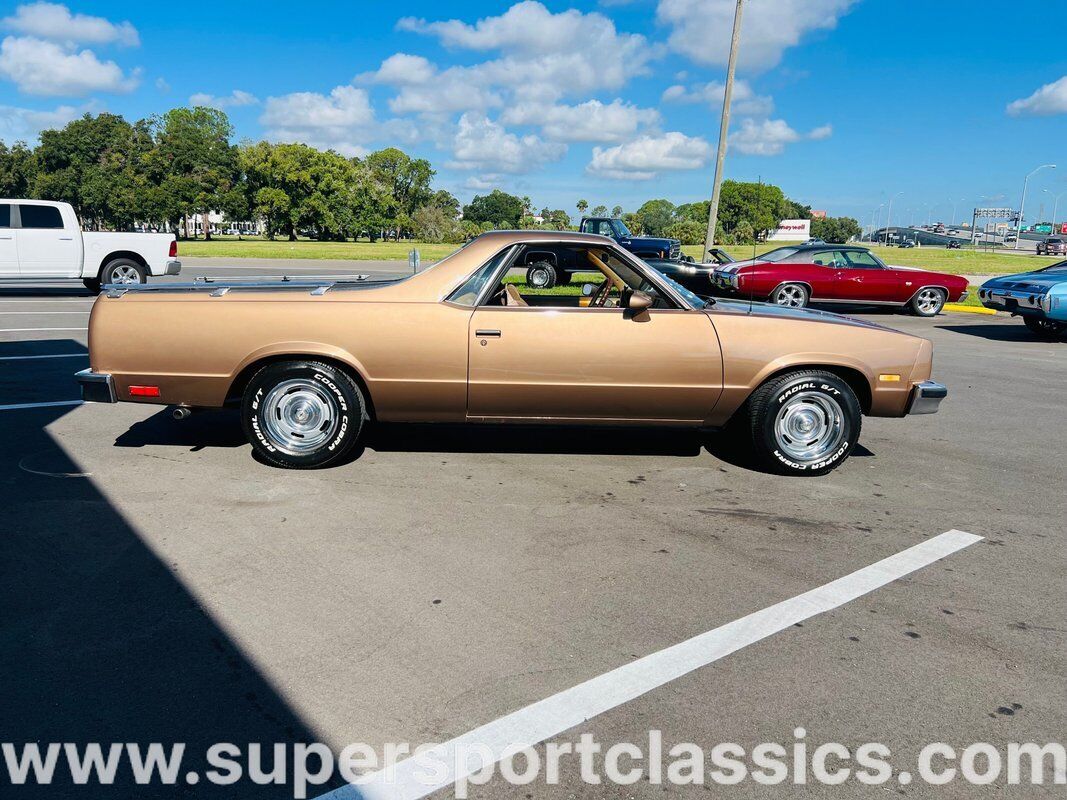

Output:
xmin=260 ymin=85 xmax=376 ymax=156
xmin=662 ymin=79 xmax=774 ymax=117
xmin=448 ymin=113 xmax=565 ymax=174
xmin=657 ymin=0 xmax=856 ymax=69
xmin=391 ymin=1 xmax=652 ymax=109
xmin=728 ymin=118 xmax=831 ymax=155
xmin=363 ymin=53 xmax=436 ymax=85
xmin=2 ymin=2 xmax=138 ymax=47
xmin=189 ymin=89 xmax=259 ymax=110
xmin=587 ymin=132 xmax=712 ymax=180
xmin=154 ymin=76 xmax=170 ymax=93
xmin=0 ymin=100 xmax=88 ymax=142
xmin=500 ymin=99 xmax=658 ymax=143
xmin=1007 ymin=75 xmax=1067 ymax=117
xmin=665 ymin=80 xmax=775 ymax=117
xmin=0 ymin=35 xmax=139 ymax=96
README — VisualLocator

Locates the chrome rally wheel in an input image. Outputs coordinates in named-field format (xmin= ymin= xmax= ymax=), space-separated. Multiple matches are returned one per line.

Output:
xmin=260 ymin=379 xmax=340 ymax=455
xmin=773 ymin=391 xmax=846 ymax=465
xmin=911 ymin=288 xmax=945 ymax=317
xmin=773 ymin=283 xmax=809 ymax=308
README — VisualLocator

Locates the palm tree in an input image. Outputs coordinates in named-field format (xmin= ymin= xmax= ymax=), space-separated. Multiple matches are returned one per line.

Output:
xmin=521 ymin=196 xmax=531 ymax=216
xmin=612 ymin=205 xmax=623 ymax=218
xmin=577 ymin=199 xmax=588 ymax=216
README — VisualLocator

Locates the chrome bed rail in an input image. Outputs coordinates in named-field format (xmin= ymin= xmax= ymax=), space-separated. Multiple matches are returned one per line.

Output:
xmin=103 ymin=274 xmax=386 ymax=298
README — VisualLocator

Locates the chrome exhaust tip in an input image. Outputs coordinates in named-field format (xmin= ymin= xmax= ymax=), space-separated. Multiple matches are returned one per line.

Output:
xmin=172 ymin=406 xmax=192 ymax=420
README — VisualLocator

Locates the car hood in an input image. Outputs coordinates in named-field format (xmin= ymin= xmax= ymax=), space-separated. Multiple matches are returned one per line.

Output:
xmin=982 ymin=270 xmax=1067 ymax=291
xmin=709 ymin=298 xmax=899 ymax=331
xmin=632 ymin=235 xmax=679 ymax=246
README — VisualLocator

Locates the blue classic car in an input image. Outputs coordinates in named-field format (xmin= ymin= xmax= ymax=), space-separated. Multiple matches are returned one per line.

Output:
xmin=979 ymin=261 xmax=1067 ymax=336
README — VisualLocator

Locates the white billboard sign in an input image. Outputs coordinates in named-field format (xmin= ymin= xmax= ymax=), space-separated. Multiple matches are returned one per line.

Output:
xmin=768 ymin=219 xmax=811 ymax=241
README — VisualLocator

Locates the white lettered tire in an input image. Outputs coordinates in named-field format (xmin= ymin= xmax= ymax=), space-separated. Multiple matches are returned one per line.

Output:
xmin=241 ymin=360 xmax=366 ymax=469
xmin=746 ymin=370 xmax=862 ymax=476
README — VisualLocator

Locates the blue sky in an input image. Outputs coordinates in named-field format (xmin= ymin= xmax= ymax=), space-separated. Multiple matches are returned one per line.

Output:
xmin=1 ymin=0 xmax=1065 ymax=225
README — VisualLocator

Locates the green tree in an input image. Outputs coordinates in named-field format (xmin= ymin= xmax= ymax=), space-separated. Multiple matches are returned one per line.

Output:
xmin=543 ymin=209 xmax=572 ymax=230
xmin=0 ymin=141 xmax=37 ymax=197
xmin=665 ymin=219 xmax=704 ymax=245
xmin=412 ymin=204 xmax=459 ymax=243
xmin=462 ymin=190 xmax=524 ymax=227
xmin=147 ymin=106 xmax=237 ymax=239
xmin=591 ymin=204 xmax=607 ymax=217
xmin=430 ymin=189 xmax=460 ymax=218
xmin=611 ymin=205 xmax=623 ymax=218
xmin=35 ymin=112 xmax=153 ymax=230
xmin=365 ymin=147 xmax=434 ymax=225
xmin=717 ymin=180 xmax=788 ymax=240
xmin=811 ymin=215 xmax=861 ymax=243
xmin=576 ymin=198 xmax=588 ymax=216
xmin=634 ymin=199 xmax=676 ymax=237
xmin=675 ymin=201 xmax=710 ymax=223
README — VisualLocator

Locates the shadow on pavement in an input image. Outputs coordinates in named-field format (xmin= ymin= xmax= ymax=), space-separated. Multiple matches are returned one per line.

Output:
xmin=0 ymin=285 xmax=94 ymax=298
xmin=935 ymin=323 xmax=1063 ymax=343
xmin=0 ymin=340 xmax=348 ymax=798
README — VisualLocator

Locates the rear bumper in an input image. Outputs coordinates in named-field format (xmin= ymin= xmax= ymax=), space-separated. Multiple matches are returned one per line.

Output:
xmin=164 ymin=259 xmax=182 ymax=276
xmin=76 ymin=369 xmax=117 ymax=403
xmin=906 ymin=380 xmax=947 ymax=415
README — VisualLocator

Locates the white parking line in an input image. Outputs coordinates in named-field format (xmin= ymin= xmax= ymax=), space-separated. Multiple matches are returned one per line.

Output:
xmin=0 ymin=400 xmax=83 ymax=411
xmin=319 ymin=529 xmax=983 ymax=800
xmin=0 ymin=327 xmax=87 ymax=332
xmin=0 ymin=311 xmax=90 ymax=315
xmin=0 ymin=353 xmax=87 ymax=361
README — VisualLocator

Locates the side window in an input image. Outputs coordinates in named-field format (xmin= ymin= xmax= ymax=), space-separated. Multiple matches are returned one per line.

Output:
xmin=18 ymin=204 xmax=63 ymax=229
xmin=810 ymin=250 xmax=837 ymax=267
xmin=0 ymin=204 xmax=11 ymax=228
xmin=447 ymin=246 xmax=513 ymax=306
xmin=595 ymin=220 xmax=614 ymax=237
xmin=845 ymin=250 xmax=882 ymax=269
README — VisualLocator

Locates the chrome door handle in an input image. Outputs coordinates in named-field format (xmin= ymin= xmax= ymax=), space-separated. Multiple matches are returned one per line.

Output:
xmin=59 ymin=237 xmax=74 ymax=240
xmin=475 ymin=329 xmax=501 ymax=337
xmin=0 ymin=235 xmax=11 ymax=239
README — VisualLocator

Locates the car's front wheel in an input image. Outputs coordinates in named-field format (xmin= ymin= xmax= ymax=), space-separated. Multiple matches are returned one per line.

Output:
xmin=910 ymin=287 xmax=946 ymax=317
xmin=771 ymin=283 xmax=809 ymax=308
xmin=241 ymin=360 xmax=366 ymax=469
xmin=745 ymin=370 xmax=862 ymax=476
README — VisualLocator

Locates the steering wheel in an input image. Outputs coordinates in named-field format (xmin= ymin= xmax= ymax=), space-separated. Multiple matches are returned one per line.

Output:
xmin=589 ymin=278 xmax=613 ymax=308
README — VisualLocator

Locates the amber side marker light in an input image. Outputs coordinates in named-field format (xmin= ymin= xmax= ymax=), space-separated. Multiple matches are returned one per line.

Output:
xmin=129 ymin=385 xmax=161 ymax=397
xmin=878 ymin=374 xmax=902 ymax=382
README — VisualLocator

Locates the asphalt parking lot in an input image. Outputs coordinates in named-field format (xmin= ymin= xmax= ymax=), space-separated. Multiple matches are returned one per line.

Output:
xmin=2 ymin=269 xmax=1065 ymax=798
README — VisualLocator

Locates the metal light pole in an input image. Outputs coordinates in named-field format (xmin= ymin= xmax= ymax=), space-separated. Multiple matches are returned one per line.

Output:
xmin=869 ymin=204 xmax=883 ymax=242
xmin=884 ymin=191 xmax=903 ymax=246
xmin=1043 ymin=188 xmax=1066 ymax=236
xmin=950 ymin=198 xmax=965 ymax=227
xmin=703 ymin=0 xmax=745 ymax=259
xmin=1016 ymin=164 xmax=1056 ymax=249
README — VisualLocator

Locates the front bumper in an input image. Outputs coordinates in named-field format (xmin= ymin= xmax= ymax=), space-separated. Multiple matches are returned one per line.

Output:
xmin=164 ymin=259 xmax=182 ymax=276
xmin=76 ymin=369 xmax=117 ymax=403
xmin=906 ymin=380 xmax=947 ymax=415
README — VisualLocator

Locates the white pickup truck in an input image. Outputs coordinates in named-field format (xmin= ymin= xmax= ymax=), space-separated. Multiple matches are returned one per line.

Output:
xmin=0 ymin=199 xmax=180 ymax=292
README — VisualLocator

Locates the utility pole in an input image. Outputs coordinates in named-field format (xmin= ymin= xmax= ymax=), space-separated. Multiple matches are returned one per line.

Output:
xmin=885 ymin=191 xmax=903 ymax=246
xmin=1016 ymin=163 xmax=1055 ymax=249
xmin=703 ymin=0 xmax=745 ymax=260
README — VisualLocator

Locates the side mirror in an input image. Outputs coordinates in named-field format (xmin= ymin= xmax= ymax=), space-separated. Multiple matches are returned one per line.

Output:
xmin=581 ymin=282 xmax=596 ymax=297
xmin=624 ymin=289 xmax=653 ymax=312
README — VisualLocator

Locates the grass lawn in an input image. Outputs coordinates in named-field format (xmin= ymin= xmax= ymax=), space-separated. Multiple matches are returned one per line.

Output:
xmin=178 ymin=236 xmax=1057 ymax=278
xmin=178 ymin=237 xmax=459 ymax=262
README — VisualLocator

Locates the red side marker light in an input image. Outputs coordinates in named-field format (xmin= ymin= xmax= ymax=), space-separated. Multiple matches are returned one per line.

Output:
xmin=129 ymin=385 xmax=160 ymax=397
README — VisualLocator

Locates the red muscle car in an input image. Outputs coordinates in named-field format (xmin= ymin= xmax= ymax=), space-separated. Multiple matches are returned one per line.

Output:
xmin=711 ymin=244 xmax=969 ymax=316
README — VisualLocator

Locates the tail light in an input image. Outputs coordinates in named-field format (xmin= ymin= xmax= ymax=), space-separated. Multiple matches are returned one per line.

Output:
xmin=169 ymin=240 xmax=177 ymax=258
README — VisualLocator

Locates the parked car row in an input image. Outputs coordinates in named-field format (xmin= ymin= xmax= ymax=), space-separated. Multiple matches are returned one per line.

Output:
xmin=652 ymin=243 xmax=969 ymax=318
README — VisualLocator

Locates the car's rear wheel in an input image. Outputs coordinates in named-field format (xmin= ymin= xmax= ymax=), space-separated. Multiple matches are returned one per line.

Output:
xmin=745 ymin=370 xmax=861 ymax=476
xmin=1023 ymin=316 xmax=1067 ymax=338
xmin=910 ymin=287 xmax=946 ymax=317
xmin=771 ymin=283 xmax=809 ymax=308
xmin=241 ymin=360 xmax=366 ymax=469
xmin=100 ymin=258 xmax=146 ymax=287
xmin=525 ymin=261 xmax=558 ymax=289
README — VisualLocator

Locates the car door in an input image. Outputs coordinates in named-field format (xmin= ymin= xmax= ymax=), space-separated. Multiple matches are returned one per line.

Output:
xmin=467 ymin=303 xmax=722 ymax=423
xmin=0 ymin=204 xmax=17 ymax=275
xmin=16 ymin=203 xmax=77 ymax=277
xmin=803 ymin=249 xmax=845 ymax=299
xmin=831 ymin=249 xmax=901 ymax=302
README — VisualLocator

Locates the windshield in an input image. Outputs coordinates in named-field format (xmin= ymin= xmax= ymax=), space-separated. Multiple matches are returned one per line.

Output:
xmin=612 ymin=219 xmax=631 ymax=238
xmin=642 ymin=262 xmax=709 ymax=308
xmin=759 ymin=247 xmax=800 ymax=262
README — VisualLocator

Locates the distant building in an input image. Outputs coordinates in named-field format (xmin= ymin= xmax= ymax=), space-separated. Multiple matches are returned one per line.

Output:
xmin=810 ymin=210 xmax=827 ymax=218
